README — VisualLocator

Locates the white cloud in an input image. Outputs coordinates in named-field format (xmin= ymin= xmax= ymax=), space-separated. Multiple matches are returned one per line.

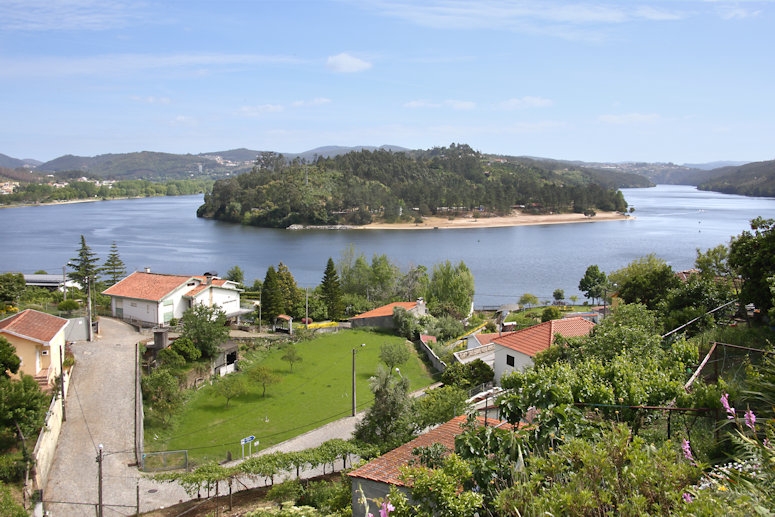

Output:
xmin=0 ymin=0 xmax=142 ymax=31
xmin=170 ymin=115 xmax=197 ymax=127
xmin=353 ymin=1 xmax=689 ymax=30
xmin=500 ymin=96 xmax=553 ymax=110
xmin=238 ymin=104 xmax=285 ymax=117
xmin=597 ymin=112 xmax=660 ymax=124
xmin=404 ymin=100 xmax=442 ymax=108
xmin=717 ymin=6 xmax=763 ymax=19
xmin=326 ymin=53 xmax=373 ymax=73
xmin=0 ymin=53 xmax=302 ymax=79
xmin=130 ymin=95 xmax=171 ymax=105
xmin=445 ymin=99 xmax=476 ymax=110
xmin=291 ymin=98 xmax=332 ymax=107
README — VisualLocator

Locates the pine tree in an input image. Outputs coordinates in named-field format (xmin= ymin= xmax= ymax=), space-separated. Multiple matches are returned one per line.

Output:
xmin=321 ymin=257 xmax=344 ymax=320
xmin=262 ymin=266 xmax=284 ymax=321
xmin=68 ymin=235 xmax=101 ymax=286
xmin=276 ymin=262 xmax=302 ymax=316
xmin=101 ymin=241 xmax=126 ymax=286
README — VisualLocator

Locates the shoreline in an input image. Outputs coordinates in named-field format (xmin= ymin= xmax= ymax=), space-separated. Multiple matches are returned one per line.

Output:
xmin=290 ymin=211 xmax=632 ymax=231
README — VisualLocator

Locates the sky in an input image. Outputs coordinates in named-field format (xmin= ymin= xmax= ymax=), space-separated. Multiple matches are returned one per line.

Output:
xmin=1 ymin=0 xmax=774 ymax=164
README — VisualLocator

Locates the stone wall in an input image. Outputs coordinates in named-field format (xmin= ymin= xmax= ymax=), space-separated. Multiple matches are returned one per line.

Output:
xmin=32 ymin=367 xmax=71 ymax=491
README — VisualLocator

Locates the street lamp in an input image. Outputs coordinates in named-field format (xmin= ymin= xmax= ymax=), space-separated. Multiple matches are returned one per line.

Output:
xmin=352 ymin=343 xmax=365 ymax=416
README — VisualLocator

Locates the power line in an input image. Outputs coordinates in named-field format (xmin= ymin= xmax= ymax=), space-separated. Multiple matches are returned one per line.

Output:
xmin=70 ymin=381 xmax=99 ymax=453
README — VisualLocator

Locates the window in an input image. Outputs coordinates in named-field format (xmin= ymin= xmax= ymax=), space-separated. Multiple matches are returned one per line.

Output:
xmin=506 ymin=354 xmax=515 ymax=367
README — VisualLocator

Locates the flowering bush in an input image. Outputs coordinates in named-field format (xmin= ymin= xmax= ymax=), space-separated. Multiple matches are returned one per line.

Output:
xmin=679 ymin=394 xmax=775 ymax=515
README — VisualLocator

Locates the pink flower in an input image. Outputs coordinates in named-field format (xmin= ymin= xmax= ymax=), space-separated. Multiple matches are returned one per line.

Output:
xmin=380 ymin=501 xmax=395 ymax=517
xmin=682 ymin=439 xmax=694 ymax=462
xmin=745 ymin=409 xmax=756 ymax=430
xmin=721 ymin=393 xmax=735 ymax=419
xmin=683 ymin=492 xmax=693 ymax=503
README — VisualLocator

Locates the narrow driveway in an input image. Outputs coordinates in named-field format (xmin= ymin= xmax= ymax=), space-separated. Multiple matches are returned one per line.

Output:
xmin=43 ymin=319 xmax=189 ymax=515
xmin=43 ymin=318 xmax=364 ymax=515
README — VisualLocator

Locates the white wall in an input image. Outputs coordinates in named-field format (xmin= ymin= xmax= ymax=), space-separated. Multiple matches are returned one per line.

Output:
xmin=493 ymin=345 xmax=533 ymax=385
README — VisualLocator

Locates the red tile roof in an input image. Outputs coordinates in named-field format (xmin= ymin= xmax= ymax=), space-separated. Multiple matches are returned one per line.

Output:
xmin=0 ymin=309 xmax=68 ymax=344
xmin=349 ymin=415 xmax=512 ymax=486
xmin=102 ymin=271 xmax=194 ymax=301
xmin=492 ymin=316 xmax=595 ymax=357
xmin=350 ymin=301 xmax=417 ymax=320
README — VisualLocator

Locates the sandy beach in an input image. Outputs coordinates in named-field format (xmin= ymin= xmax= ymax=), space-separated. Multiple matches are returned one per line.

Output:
xmin=360 ymin=210 xmax=631 ymax=230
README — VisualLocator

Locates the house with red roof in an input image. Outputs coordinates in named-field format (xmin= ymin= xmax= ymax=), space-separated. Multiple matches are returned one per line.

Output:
xmin=0 ymin=309 xmax=69 ymax=388
xmin=348 ymin=415 xmax=512 ymax=515
xmin=491 ymin=316 xmax=595 ymax=384
xmin=350 ymin=299 xmax=427 ymax=329
xmin=102 ymin=270 xmax=247 ymax=327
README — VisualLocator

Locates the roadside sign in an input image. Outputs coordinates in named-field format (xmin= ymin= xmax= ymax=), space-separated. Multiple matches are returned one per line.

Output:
xmin=240 ymin=435 xmax=258 ymax=459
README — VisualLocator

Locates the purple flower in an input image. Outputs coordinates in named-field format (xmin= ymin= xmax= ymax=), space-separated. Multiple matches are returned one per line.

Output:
xmin=683 ymin=492 xmax=693 ymax=503
xmin=745 ymin=409 xmax=756 ymax=431
xmin=682 ymin=439 xmax=694 ymax=462
xmin=721 ymin=393 xmax=735 ymax=419
xmin=380 ymin=501 xmax=395 ymax=517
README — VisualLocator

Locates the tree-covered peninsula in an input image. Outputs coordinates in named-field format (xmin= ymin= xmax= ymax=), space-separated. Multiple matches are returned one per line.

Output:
xmin=197 ymin=143 xmax=634 ymax=228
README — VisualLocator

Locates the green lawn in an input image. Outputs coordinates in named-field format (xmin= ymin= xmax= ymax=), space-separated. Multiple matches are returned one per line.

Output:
xmin=146 ymin=329 xmax=435 ymax=464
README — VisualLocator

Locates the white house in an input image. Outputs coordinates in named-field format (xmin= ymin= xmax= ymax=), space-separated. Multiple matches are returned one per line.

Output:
xmin=491 ymin=317 xmax=595 ymax=385
xmin=102 ymin=270 xmax=247 ymax=327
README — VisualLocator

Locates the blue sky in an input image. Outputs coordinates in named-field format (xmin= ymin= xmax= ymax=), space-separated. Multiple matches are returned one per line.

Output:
xmin=1 ymin=1 xmax=773 ymax=164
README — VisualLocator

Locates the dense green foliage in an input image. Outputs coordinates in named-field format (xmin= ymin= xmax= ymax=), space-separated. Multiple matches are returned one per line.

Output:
xmin=197 ymin=144 xmax=630 ymax=227
xmin=0 ymin=178 xmax=211 ymax=205
xmin=729 ymin=217 xmax=775 ymax=317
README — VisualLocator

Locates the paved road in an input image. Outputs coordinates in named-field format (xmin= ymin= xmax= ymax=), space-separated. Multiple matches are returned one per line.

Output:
xmin=43 ymin=318 xmax=363 ymax=515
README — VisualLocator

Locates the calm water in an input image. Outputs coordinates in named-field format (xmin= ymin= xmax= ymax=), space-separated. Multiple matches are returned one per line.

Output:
xmin=1 ymin=185 xmax=773 ymax=306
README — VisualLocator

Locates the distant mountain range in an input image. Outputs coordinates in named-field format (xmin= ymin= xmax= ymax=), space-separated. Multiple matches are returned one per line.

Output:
xmin=1 ymin=146 xmax=773 ymax=196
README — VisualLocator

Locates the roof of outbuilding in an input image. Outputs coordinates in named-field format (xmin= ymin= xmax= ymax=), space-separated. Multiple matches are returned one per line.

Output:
xmin=350 ymin=301 xmax=417 ymax=320
xmin=0 ymin=309 xmax=69 ymax=345
xmin=492 ymin=316 xmax=595 ymax=357
xmin=348 ymin=415 xmax=513 ymax=486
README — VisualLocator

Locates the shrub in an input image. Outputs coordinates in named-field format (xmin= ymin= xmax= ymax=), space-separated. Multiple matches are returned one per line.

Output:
xmin=0 ymin=456 xmax=23 ymax=482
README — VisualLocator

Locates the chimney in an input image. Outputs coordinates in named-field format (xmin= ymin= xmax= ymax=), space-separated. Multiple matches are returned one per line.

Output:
xmin=144 ymin=267 xmax=151 ymax=273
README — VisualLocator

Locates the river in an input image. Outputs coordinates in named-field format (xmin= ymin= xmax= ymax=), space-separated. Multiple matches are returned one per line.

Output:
xmin=1 ymin=185 xmax=773 ymax=306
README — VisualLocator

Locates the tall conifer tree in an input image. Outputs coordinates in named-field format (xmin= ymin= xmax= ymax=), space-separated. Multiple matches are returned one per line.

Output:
xmin=69 ymin=235 xmax=100 ymax=286
xmin=101 ymin=241 xmax=126 ymax=286
xmin=321 ymin=257 xmax=344 ymax=320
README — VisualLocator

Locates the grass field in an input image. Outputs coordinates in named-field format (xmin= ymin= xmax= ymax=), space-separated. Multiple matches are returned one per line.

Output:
xmin=146 ymin=329 xmax=436 ymax=464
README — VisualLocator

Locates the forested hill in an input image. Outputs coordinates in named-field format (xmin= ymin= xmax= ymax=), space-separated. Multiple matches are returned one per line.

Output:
xmin=197 ymin=144 xmax=642 ymax=228
xmin=697 ymin=159 xmax=775 ymax=197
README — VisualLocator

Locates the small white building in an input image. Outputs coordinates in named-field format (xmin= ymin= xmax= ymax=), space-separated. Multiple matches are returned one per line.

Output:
xmin=491 ymin=317 xmax=595 ymax=385
xmin=103 ymin=270 xmax=247 ymax=327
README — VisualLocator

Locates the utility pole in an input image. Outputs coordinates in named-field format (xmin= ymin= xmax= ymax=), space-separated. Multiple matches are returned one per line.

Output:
xmin=86 ymin=276 xmax=93 ymax=342
xmin=62 ymin=265 xmax=67 ymax=300
xmin=96 ymin=444 xmax=103 ymax=517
